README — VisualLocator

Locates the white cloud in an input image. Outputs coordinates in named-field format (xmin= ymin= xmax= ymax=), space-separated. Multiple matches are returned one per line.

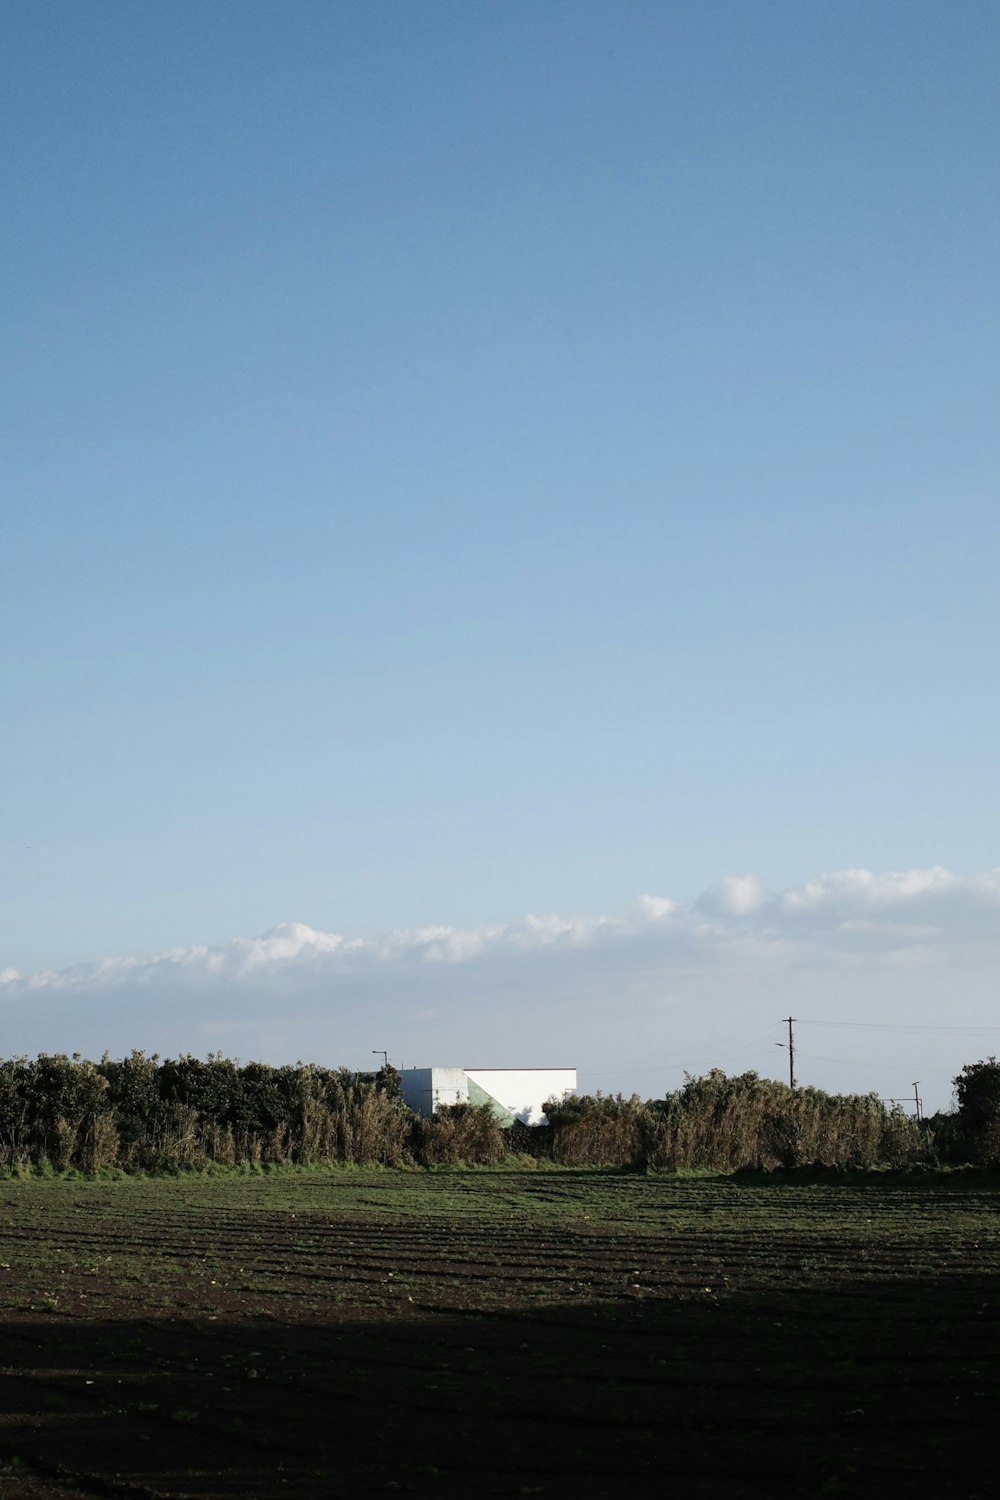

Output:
xmin=3 ymin=868 xmax=1000 ymax=1113
xmin=635 ymin=894 xmax=677 ymax=921
xmin=780 ymin=866 xmax=962 ymax=914
xmin=697 ymin=875 xmax=767 ymax=917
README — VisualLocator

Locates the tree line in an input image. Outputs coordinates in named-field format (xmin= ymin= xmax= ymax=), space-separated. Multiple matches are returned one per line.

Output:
xmin=0 ymin=1051 xmax=997 ymax=1174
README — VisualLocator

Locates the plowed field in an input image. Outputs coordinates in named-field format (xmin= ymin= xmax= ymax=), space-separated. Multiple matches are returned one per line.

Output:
xmin=0 ymin=1171 xmax=997 ymax=1498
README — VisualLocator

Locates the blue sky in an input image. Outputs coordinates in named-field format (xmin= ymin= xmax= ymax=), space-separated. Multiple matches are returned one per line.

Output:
xmin=3 ymin=2 xmax=999 ymax=1108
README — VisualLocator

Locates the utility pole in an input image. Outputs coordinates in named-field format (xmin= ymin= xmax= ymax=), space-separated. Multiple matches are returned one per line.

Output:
xmin=912 ymin=1082 xmax=923 ymax=1122
xmin=783 ymin=1016 xmax=796 ymax=1090
xmin=372 ymin=1049 xmax=388 ymax=1072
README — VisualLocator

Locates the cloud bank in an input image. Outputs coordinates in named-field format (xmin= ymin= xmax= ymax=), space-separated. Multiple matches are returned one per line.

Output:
xmin=3 ymin=868 xmax=1000 ymax=1112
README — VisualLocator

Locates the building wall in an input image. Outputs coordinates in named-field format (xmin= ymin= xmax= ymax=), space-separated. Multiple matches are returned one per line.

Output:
xmin=401 ymin=1066 xmax=576 ymax=1124
xmin=464 ymin=1068 xmax=577 ymax=1126
xmin=400 ymin=1066 xmax=469 ymax=1117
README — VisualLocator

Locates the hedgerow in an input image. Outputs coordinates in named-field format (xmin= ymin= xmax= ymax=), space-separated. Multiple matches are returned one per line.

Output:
xmin=0 ymin=1055 xmax=983 ymax=1173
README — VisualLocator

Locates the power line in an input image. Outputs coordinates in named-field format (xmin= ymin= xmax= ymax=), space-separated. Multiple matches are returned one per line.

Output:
xmin=581 ymin=1024 xmax=785 ymax=1086
xmin=793 ymin=1051 xmax=954 ymax=1078
xmin=799 ymin=1019 xmax=1000 ymax=1034
xmin=583 ymin=1015 xmax=982 ymax=1097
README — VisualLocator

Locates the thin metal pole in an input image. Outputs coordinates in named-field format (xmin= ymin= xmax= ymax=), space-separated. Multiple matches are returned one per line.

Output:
xmin=912 ymin=1082 xmax=922 ymax=1122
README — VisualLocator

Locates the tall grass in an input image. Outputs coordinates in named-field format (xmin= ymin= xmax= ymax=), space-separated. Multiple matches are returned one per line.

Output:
xmin=0 ymin=1055 xmax=947 ymax=1174
xmin=543 ymin=1070 xmax=932 ymax=1171
xmin=410 ymin=1103 xmax=507 ymax=1166
xmin=0 ymin=1054 xmax=411 ymax=1172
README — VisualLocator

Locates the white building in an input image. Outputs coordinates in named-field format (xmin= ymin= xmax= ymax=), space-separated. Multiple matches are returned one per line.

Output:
xmin=400 ymin=1066 xmax=576 ymax=1125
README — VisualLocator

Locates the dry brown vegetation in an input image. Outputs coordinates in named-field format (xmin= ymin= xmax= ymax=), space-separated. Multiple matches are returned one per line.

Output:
xmin=0 ymin=1054 xmax=976 ymax=1176
xmin=542 ymin=1069 xmax=932 ymax=1170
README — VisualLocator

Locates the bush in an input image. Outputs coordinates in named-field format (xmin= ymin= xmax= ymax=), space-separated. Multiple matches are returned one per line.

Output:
xmin=951 ymin=1058 xmax=1000 ymax=1164
xmin=0 ymin=1053 xmax=410 ymax=1173
xmin=410 ymin=1104 xmax=507 ymax=1166
xmin=542 ymin=1071 xmax=929 ymax=1172
xmin=0 ymin=1054 xmax=952 ymax=1175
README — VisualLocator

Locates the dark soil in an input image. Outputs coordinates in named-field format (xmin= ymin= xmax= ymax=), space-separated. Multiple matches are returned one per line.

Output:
xmin=0 ymin=1172 xmax=997 ymax=1498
